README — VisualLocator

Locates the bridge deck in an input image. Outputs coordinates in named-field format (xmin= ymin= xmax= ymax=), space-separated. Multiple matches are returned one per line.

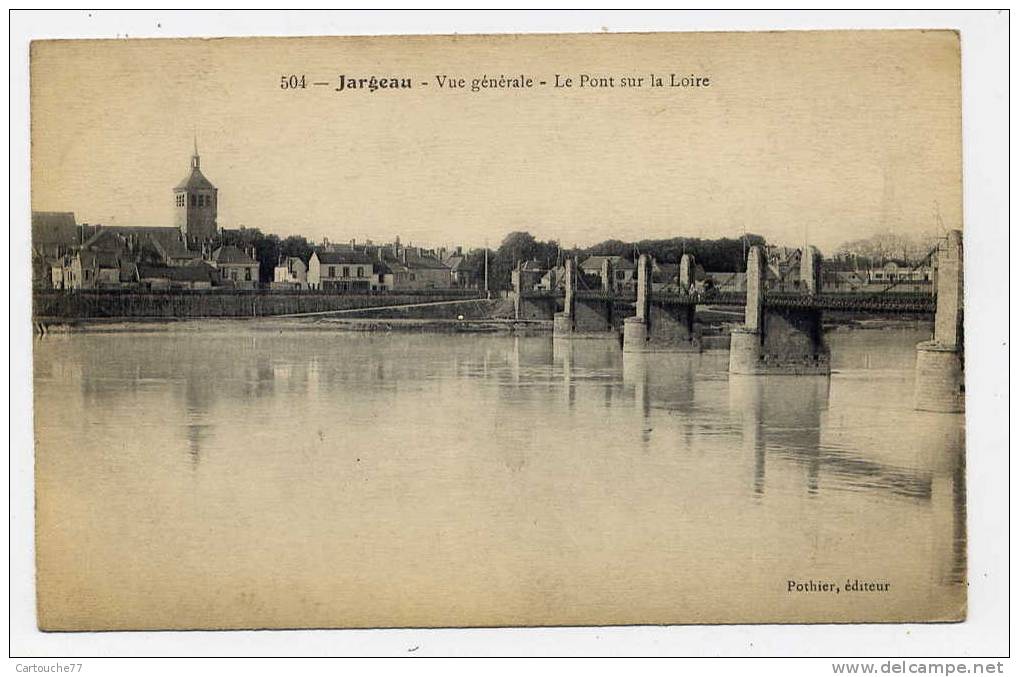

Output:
xmin=521 ymin=290 xmax=935 ymax=314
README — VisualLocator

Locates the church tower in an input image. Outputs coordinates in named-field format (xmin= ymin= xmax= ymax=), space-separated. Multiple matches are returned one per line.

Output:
xmin=174 ymin=137 xmax=218 ymax=244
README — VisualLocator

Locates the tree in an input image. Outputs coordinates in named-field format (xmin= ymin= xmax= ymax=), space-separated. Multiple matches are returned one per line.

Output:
xmin=280 ymin=235 xmax=314 ymax=264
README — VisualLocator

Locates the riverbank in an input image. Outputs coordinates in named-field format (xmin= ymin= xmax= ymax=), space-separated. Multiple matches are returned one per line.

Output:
xmin=35 ymin=315 xmax=552 ymax=335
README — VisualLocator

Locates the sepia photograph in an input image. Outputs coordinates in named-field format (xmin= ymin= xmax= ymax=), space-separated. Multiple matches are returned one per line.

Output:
xmin=10 ymin=9 xmax=1009 ymax=664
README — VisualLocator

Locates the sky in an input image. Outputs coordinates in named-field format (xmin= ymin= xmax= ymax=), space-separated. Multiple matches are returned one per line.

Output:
xmin=30 ymin=30 xmax=962 ymax=253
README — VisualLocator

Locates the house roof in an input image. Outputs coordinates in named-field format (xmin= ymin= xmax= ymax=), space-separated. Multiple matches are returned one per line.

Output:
xmin=382 ymin=257 xmax=410 ymax=274
xmin=174 ymin=167 xmax=217 ymax=192
xmin=314 ymin=249 xmax=374 ymax=265
xmin=443 ymin=254 xmax=466 ymax=271
xmin=32 ymin=211 xmax=78 ymax=247
xmin=653 ymin=263 xmax=679 ymax=283
xmin=404 ymin=250 xmax=449 ymax=270
xmin=213 ymin=245 xmax=258 ymax=265
xmin=77 ymin=250 xmax=120 ymax=269
xmin=81 ymin=226 xmax=199 ymax=262
xmin=580 ymin=255 xmax=635 ymax=271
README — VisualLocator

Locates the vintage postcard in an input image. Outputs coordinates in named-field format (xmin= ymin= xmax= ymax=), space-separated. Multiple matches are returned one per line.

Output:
xmin=30 ymin=29 xmax=965 ymax=631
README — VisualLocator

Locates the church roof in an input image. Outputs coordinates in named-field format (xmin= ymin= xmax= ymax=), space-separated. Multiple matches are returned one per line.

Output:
xmin=174 ymin=167 xmax=216 ymax=192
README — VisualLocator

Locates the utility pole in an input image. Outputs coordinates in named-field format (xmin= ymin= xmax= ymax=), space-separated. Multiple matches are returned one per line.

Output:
xmin=484 ymin=239 xmax=489 ymax=298
xmin=741 ymin=224 xmax=747 ymax=271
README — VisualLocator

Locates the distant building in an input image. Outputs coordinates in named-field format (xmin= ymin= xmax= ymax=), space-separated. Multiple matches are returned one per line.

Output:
xmin=138 ymin=263 xmax=217 ymax=290
xmin=703 ymin=271 xmax=746 ymax=293
xmin=511 ymin=259 xmax=547 ymax=293
xmin=402 ymin=247 xmax=452 ymax=289
xmin=443 ymin=247 xmax=480 ymax=288
xmin=57 ymin=250 xmax=126 ymax=290
xmin=32 ymin=211 xmax=79 ymax=259
xmin=820 ymin=270 xmax=865 ymax=293
xmin=272 ymin=256 xmax=308 ymax=289
xmin=868 ymin=261 xmax=932 ymax=286
xmin=580 ymin=255 xmax=636 ymax=292
xmin=358 ymin=242 xmax=451 ymax=290
xmin=372 ymin=258 xmax=395 ymax=291
xmin=308 ymin=250 xmax=375 ymax=292
xmin=537 ymin=264 xmax=565 ymax=291
xmin=211 ymin=245 xmax=259 ymax=289
xmin=174 ymin=139 xmax=218 ymax=244
xmin=80 ymin=226 xmax=202 ymax=267
xmin=652 ymin=262 xmax=681 ymax=292
xmin=32 ymin=211 xmax=80 ymax=288
xmin=819 ymin=261 xmax=933 ymax=294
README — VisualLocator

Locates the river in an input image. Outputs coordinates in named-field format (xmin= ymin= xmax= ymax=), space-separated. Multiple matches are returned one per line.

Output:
xmin=33 ymin=325 xmax=965 ymax=629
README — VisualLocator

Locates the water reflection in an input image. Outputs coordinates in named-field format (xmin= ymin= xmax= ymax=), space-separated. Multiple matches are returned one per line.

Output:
xmin=33 ymin=325 xmax=965 ymax=628
xmin=728 ymin=375 xmax=830 ymax=496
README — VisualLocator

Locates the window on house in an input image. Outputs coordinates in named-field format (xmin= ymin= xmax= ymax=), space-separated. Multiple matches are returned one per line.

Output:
xmin=245 ymin=268 xmax=252 ymax=281
xmin=357 ymin=266 xmax=363 ymax=277
xmin=329 ymin=266 xmax=336 ymax=277
xmin=342 ymin=266 xmax=350 ymax=278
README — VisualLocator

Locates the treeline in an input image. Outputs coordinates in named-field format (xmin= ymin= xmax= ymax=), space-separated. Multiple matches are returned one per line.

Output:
xmin=832 ymin=231 xmax=941 ymax=270
xmin=466 ymin=231 xmax=768 ymax=290
xmin=212 ymin=226 xmax=766 ymax=289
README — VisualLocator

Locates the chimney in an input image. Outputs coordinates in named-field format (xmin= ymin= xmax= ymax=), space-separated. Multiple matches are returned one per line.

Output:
xmin=456 ymin=245 xmax=463 ymax=256
xmin=401 ymin=247 xmax=407 ymax=265
xmin=377 ymin=247 xmax=384 ymax=262
xmin=350 ymin=238 xmax=356 ymax=249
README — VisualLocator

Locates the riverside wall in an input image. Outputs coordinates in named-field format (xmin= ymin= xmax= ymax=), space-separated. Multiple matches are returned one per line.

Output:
xmin=33 ymin=289 xmax=484 ymax=320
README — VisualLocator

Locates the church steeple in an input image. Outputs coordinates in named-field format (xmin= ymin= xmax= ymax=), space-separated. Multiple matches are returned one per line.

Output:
xmin=175 ymin=136 xmax=218 ymax=243
xmin=191 ymin=132 xmax=201 ymax=170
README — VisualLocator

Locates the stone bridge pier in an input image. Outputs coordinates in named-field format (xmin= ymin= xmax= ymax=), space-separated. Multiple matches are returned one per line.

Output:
xmin=623 ymin=254 xmax=701 ymax=353
xmin=915 ymin=230 xmax=964 ymax=413
xmin=728 ymin=245 xmax=830 ymax=375
xmin=553 ymin=257 xmax=617 ymax=338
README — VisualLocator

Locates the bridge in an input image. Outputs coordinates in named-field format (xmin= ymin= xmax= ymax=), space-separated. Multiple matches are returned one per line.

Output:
xmin=517 ymin=289 xmax=935 ymax=313
xmin=512 ymin=229 xmax=963 ymax=413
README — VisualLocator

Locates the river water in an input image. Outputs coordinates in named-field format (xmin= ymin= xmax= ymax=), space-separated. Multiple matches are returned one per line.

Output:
xmin=33 ymin=325 xmax=965 ymax=629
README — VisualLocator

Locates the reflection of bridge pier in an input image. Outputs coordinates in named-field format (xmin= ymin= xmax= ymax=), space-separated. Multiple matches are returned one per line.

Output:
xmin=622 ymin=350 xmax=699 ymax=448
xmin=926 ymin=419 xmax=966 ymax=586
xmin=623 ymin=254 xmax=701 ymax=353
xmin=915 ymin=230 xmax=964 ymax=413
xmin=728 ymin=374 xmax=831 ymax=495
xmin=553 ymin=335 xmax=622 ymax=408
xmin=729 ymin=245 xmax=831 ymax=375
xmin=552 ymin=257 xmax=619 ymax=339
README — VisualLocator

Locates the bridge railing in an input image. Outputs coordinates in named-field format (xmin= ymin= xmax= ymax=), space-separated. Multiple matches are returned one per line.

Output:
xmin=520 ymin=288 xmax=935 ymax=313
